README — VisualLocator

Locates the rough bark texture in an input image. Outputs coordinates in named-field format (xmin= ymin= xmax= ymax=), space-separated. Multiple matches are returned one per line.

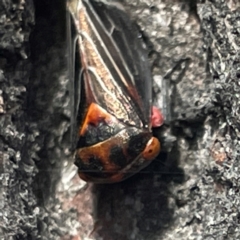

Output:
xmin=0 ymin=0 xmax=240 ymax=239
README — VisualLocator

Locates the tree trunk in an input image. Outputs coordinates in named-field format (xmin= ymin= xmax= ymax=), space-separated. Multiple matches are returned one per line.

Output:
xmin=1 ymin=0 xmax=239 ymax=239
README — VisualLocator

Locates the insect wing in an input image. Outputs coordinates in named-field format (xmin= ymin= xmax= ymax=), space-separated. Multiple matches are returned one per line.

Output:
xmin=67 ymin=1 xmax=85 ymax=148
xmin=67 ymin=0 xmax=152 ymax=129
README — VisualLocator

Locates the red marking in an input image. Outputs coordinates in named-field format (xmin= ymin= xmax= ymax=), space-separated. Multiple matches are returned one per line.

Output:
xmin=151 ymin=106 xmax=164 ymax=128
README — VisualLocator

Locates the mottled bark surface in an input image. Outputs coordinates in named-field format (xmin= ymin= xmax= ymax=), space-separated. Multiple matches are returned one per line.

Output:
xmin=0 ymin=0 xmax=240 ymax=239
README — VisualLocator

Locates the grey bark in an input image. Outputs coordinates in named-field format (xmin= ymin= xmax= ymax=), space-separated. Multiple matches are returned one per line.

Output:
xmin=0 ymin=0 xmax=240 ymax=239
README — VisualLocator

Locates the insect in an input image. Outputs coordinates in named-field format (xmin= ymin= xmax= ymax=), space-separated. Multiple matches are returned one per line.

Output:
xmin=67 ymin=0 xmax=162 ymax=183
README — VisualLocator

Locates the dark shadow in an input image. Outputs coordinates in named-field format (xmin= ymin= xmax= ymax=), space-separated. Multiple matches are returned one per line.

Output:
xmin=91 ymin=147 xmax=184 ymax=240
xmin=28 ymin=0 xmax=67 ymax=206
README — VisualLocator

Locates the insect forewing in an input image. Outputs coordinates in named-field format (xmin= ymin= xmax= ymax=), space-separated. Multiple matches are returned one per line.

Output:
xmin=67 ymin=0 xmax=152 ymax=129
xmin=66 ymin=2 xmax=82 ymax=148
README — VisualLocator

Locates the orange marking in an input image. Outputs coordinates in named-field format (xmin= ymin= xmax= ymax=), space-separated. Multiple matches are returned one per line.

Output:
xmin=80 ymin=103 xmax=116 ymax=136
xmin=76 ymin=134 xmax=126 ymax=172
xmin=142 ymin=137 xmax=160 ymax=160
xmin=110 ymin=173 xmax=124 ymax=183
xmin=78 ymin=173 xmax=92 ymax=182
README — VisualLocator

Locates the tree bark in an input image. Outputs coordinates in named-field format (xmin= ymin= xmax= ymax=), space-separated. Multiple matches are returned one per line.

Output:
xmin=1 ymin=0 xmax=239 ymax=239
